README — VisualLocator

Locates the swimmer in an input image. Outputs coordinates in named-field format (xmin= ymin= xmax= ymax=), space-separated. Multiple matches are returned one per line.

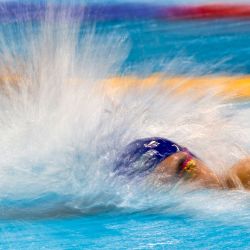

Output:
xmin=114 ymin=137 xmax=250 ymax=190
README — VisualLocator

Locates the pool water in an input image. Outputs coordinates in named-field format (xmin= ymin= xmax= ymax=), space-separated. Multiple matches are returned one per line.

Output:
xmin=2 ymin=212 xmax=250 ymax=249
xmin=1 ymin=3 xmax=250 ymax=250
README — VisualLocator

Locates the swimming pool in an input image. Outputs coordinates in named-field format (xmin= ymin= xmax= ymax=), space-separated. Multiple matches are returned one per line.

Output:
xmin=1 ymin=2 xmax=250 ymax=249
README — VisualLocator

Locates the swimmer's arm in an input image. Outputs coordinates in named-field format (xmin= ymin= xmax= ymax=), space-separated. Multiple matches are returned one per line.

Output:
xmin=225 ymin=158 xmax=250 ymax=190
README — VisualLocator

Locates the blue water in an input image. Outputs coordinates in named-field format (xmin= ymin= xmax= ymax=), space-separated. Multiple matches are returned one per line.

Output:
xmin=1 ymin=7 xmax=250 ymax=250
xmin=81 ymin=19 xmax=250 ymax=75
xmin=2 ymin=212 xmax=250 ymax=249
xmin=112 ymin=20 xmax=250 ymax=75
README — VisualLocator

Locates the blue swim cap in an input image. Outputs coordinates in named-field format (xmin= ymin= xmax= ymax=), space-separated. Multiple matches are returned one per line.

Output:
xmin=114 ymin=137 xmax=185 ymax=178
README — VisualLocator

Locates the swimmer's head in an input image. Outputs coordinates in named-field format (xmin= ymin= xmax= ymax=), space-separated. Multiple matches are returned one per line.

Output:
xmin=114 ymin=137 xmax=192 ymax=178
xmin=114 ymin=137 xmax=221 ymax=188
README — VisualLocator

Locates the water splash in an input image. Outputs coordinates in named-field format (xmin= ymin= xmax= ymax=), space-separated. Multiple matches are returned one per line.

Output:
xmin=0 ymin=4 xmax=249 ymax=221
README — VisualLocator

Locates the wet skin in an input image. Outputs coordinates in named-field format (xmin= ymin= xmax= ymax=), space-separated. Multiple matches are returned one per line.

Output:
xmin=152 ymin=152 xmax=250 ymax=190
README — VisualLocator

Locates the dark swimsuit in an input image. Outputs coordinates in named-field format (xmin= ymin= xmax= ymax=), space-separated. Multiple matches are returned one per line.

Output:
xmin=114 ymin=137 xmax=193 ymax=178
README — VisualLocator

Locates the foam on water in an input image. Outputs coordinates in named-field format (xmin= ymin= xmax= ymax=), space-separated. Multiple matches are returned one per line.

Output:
xmin=0 ymin=4 xmax=250 ymax=223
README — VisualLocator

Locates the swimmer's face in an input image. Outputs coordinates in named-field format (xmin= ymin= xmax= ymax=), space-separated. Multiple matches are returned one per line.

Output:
xmin=152 ymin=152 xmax=221 ymax=188
xmin=152 ymin=152 xmax=190 ymax=182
